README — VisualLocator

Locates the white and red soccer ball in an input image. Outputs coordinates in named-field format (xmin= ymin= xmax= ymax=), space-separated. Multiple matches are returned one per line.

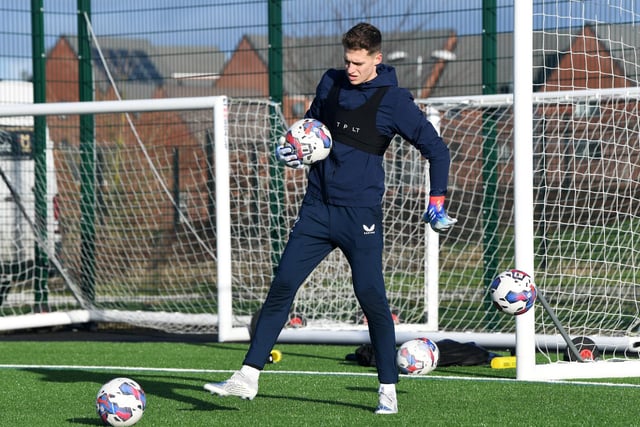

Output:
xmin=396 ymin=337 xmax=440 ymax=375
xmin=96 ymin=377 xmax=146 ymax=426
xmin=489 ymin=269 xmax=537 ymax=315
xmin=285 ymin=118 xmax=332 ymax=165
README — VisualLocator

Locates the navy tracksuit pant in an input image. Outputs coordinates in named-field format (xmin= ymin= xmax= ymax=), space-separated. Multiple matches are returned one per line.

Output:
xmin=243 ymin=194 xmax=399 ymax=385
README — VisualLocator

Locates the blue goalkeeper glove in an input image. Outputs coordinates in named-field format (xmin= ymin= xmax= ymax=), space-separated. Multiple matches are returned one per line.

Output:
xmin=423 ymin=196 xmax=457 ymax=232
xmin=276 ymin=137 xmax=303 ymax=169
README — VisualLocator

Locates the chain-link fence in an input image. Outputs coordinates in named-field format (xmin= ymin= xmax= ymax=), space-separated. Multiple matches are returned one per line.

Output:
xmin=1 ymin=1 xmax=510 ymax=122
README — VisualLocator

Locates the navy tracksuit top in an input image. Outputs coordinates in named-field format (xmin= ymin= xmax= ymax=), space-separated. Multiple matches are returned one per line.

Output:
xmin=305 ymin=64 xmax=451 ymax=206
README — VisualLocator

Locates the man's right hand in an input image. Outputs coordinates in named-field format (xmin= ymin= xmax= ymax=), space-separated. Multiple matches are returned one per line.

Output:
xmin=276 ymin=137 xmax=303 ymax=169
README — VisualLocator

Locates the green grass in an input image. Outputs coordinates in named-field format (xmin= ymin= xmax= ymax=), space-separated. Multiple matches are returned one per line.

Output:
xmin=1 ymin=338 xmax=639 ymax=426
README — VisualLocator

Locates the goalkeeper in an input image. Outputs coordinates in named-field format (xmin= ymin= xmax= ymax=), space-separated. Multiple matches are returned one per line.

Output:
xmin=205 ymin=22 xmax=456 ymax=415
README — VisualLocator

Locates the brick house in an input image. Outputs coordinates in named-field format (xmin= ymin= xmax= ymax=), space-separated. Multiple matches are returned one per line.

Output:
xmin=436 ymin=24 xmax=639 ymax=229
xmin=213 ymin=29 xmax=458 ymax=123
xmin=45 ymin=36 xmax=227 ymax=253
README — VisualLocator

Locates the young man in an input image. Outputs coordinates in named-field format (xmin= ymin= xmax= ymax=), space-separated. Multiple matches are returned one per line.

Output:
xmin=204 ymin=22 xmax=456 ymax=415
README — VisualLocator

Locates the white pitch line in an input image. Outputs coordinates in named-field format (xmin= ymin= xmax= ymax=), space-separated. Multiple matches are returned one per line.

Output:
xmin=2 ymin=364 xmax=640 ymax=389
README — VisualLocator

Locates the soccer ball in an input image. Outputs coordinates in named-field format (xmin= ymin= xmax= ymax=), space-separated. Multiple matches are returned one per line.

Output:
xmin=96 ymin=377 xmax=146 ymax=427
xmin=489 ymin=269 xmax=537 ymax=315
xmin=396 ymin=337 xmax=440 ymax=375
xmin=285 ymin=118 xmax=332 ymax=165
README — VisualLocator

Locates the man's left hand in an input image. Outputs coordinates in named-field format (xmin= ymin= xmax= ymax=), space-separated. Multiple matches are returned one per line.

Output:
xmin=423 ymin=196 xmax=457 ymax=232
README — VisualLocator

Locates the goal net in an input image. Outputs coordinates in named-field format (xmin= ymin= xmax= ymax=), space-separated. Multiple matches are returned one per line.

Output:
xmin=1 ymin=5 xmax=444 ymax=339
xmin=0 ymin=96 xmax=435 ymax=341
xmin=419 ymin=88 xmax=640 ymax=378
xmin=0 ymin=97 xmax=281 ymax=336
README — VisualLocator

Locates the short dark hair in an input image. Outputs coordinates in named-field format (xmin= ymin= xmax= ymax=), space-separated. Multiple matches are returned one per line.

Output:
xmin=341 ymin=22 xmax=382 ymax=55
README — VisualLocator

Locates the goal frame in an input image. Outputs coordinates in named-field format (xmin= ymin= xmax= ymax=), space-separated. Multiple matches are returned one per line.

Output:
xmin=0 ymin=94 xmax=444 ymax=344
xmin=511 ymin=0 xmax=640 ymax=380
xmin=0 ymin=96 xmax=239 ymax=340
xmin=417 ymin=85 xmax=640 ymax=380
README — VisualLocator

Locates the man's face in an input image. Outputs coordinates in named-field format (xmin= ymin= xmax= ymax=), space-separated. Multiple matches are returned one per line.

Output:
xmin=343 ymin=48 xmax=382 ymax=86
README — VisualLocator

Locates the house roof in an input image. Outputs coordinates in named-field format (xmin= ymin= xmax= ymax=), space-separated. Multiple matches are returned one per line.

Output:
xmin=56 ymin=21 xmax=640 ymax=101
xmin=246 ymin=23 xmax=640 ymax=98
xmin=244 ymin=29 xmax=457 ymax=96
xmin=431 ymin=22 xmax=640 ymax=98
xmin=596 ymin=23 xmax=640 ymax=82
xmin=62 ymin=35 xmax=226 ymax=99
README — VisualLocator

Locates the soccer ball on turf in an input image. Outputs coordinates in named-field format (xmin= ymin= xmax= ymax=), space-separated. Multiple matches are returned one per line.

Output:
xmin=396 ymin=337 xmax=440 ymax=375
xmin=96 ymin=377 xmax=146 ymax=427
xmin=285 ymin=118 xmax=332 ymax=165
xmin=489 ymin=269 xmax=537 ymax=315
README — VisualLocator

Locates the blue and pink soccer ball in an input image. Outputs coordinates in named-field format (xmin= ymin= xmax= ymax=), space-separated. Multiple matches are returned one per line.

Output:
xmin=489 ymin=269 xmax=537 ymax=315
xmin=285 ymin=118 xmax=332 ymax=165
xmin=396 ymin=337 xmax=440 ymax=375
xmin=96 ymin=377 xmax=146 ymax=426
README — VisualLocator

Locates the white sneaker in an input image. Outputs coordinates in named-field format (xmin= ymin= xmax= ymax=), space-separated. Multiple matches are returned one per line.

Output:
xmin=374 ymin=389 xmax=398 ymax=414
xmin=204 ymin=371 xmax=258 ymax=400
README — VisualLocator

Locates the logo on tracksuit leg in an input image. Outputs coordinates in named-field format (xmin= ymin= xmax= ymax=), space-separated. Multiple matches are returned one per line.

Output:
xmin=362 ymin=224 xmax=376 ymax=235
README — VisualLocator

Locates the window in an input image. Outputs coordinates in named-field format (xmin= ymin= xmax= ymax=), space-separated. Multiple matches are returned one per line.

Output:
xmin=574 ymin=139 xmax=601 ymax=159
xmin=573 ymin=100 xmax=600 ymax=119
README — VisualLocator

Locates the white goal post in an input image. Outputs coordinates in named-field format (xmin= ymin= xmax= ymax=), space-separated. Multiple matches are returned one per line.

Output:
xmin=419 ymin=87 xmax=640 ymax=380
xmin=0 ymin=92 xmax=453 ymax=343
xmin=512 ymin=0 xmax=640 ymax=381
xmin=0 ymin=95 xmax=443 ymax=344
xmin=0 ymin=96 xmax=238 ymax=337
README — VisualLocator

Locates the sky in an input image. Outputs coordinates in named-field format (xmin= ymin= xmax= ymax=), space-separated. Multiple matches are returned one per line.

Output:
xmin=1 ymin=0 xmax=639 ymax=80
